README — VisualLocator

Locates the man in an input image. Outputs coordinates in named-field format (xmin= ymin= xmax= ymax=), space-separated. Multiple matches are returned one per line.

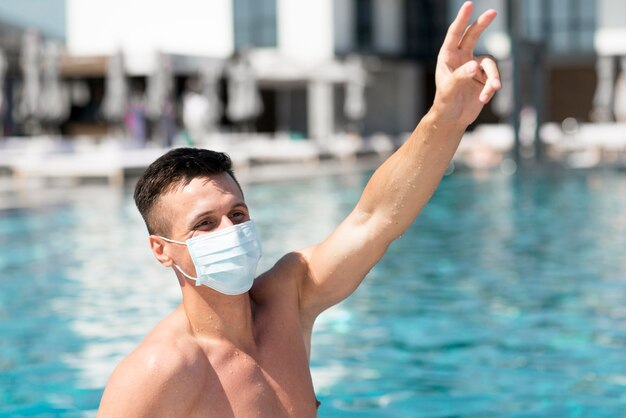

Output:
xmin=97 ymin=2 xmax=501 ymax=417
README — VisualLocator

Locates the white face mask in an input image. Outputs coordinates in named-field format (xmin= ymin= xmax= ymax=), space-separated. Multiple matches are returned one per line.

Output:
xmin=159 ymin=220 xmax=262 ymax=295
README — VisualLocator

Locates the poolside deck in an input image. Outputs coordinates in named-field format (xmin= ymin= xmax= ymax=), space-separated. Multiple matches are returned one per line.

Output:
xmin=1 ymin=123 xmax=626 ymax=190
xmin=0 ymin=133 xmax=396 ymax=189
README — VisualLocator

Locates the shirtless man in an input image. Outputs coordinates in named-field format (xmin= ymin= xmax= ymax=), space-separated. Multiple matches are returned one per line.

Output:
xmin=97 ymin=3 xmax=501 ymax=417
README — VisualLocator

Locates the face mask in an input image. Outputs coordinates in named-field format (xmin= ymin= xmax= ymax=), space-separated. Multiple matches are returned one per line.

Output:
xmin=159 ymin=220 xmax=262 ymax=295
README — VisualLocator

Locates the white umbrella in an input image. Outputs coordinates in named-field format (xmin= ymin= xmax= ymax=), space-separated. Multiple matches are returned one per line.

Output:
xmin=0 ymin=49 xmax=7 ymax=135
xmin=226 ymin=52 xmax=262 ymax=124
xmin=182 ymin=63 xmax=224 ymax=144
xmin=491 ymin=58 xmax=513 ymax=118
xmin=39 ymin=42 xmax=70 ymax=127
xmin=101 ymin=50 xmax=128 ymax=124
xmin=182 ymin=87 xmax=210 ymax=144
xmin=146 ymin=52 xmax=173 ymax=121
xmin=16 ymin=30 xmax=41 ymax=130
xmin=344 ymin=55 xmax=367 ymax=121
xmin=146 ymin=52 xmax=175 ymax=145
xmin=614 ymin=57 xmax=626 ymax=122
xmin=200 ymin=61 xmax=223 ymax=131
xmin=591 ymin=56 xmax=616 ymax=122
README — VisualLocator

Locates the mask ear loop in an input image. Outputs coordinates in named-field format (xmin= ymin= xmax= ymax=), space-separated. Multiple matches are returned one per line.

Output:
xmin=158 ymin=236 xmax=186 ymax=245
xmin=157 ymin=236 xmax=201 ymax=284
xmin=173 ymin=264 xmax=201 ymax=284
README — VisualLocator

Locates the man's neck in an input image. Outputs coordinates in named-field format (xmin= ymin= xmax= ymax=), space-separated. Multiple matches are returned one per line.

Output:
xmin=181 ymin=283 xmax=256 ymax=351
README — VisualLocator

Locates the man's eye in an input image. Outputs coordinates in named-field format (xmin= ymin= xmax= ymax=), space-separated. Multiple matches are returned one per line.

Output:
xmin=232 ymin=211 xmax=250 ymax=221
xmin=196 ymin=220 xmax=213 ymax=229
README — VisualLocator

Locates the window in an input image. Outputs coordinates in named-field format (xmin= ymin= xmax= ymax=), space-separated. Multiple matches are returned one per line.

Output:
xmin=355 ymin=0 xmax=373 ymax=51
xmin=233 ymin=0 xmax=277 ymax=49
xmin=403 ymin=0 xmax=447 ymax=60
xmin=521 ymin=0 xmax=596 ymax=55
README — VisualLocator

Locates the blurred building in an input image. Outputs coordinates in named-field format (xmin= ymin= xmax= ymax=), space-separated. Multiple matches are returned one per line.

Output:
xmin=2 ymin=0 xmax=626 ymax=140
xmin=0 ymin=1 xmax=65 ymax=56
xmin=464 ymin=0 xmax=625 ymax=125
xmin=64 ymin=0 xmax=426 ymax=139
xmin=0 ymin=0 xmax=66 ymax=136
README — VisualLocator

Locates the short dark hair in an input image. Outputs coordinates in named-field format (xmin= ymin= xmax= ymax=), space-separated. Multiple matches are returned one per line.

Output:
xmin=134 ymin=148 xmax=242 ymax=235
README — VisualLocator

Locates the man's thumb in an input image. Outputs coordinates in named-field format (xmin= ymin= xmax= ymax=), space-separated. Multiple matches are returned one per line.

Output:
xmin=454 ymin=60 xmax=479 ymax=81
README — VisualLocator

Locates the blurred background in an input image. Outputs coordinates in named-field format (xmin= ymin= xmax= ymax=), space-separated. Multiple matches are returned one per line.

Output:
xmin=0 ymin=0 xmax=623 ymax=171
xmin=2 ymin=1 xmax=626 ymax=417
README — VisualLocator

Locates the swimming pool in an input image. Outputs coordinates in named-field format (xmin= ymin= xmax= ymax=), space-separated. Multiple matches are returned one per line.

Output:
xmin=1 ymin=167 xmax=626 ymax=417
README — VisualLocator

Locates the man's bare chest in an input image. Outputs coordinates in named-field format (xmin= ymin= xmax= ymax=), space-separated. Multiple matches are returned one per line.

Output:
xmin=188 ymin=314 xmax=318 ymax=417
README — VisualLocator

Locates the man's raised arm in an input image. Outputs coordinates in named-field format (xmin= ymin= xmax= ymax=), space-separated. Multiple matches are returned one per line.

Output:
xmin=296 ymin=2 xmax=501 ymax=319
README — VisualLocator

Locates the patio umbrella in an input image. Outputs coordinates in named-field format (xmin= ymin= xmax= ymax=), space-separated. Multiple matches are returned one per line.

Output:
xmin=0 ymin=49 xmax=6 ymax=135
xmin=591 ymin=56 xmax=616 ymax=122
xmin=615 ymin=57 xmax=626 ymax=122
xmin=344 ymin=55 xmax=368 ymax=122
xmin=491 ymin=58 xmax=513 ymax=119
xmin=39 ymin=42 xmax=70 ymax=128
xmin=182 ymin=79 xmax=210 ymax=144
xmin=182 ymin=63 xmax=223 ymax=144
xmin=200 ymin=61 xmax=223 ymax=132
xmin=146 ymin=52 xmax=173 ymax=121
xmin=146 ymin=52 xmax=175 ymax=145
xmin=16 ymin=30 xmax=41 ymax=131
xmin=226 ymin=51 xmax=262 ymax=124
xmin=101 ymin=50 xmax=128 ymax=124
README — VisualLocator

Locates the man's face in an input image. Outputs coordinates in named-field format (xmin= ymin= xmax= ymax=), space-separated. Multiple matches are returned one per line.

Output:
xmin=154 ymin=173 xmax=250 ymax=277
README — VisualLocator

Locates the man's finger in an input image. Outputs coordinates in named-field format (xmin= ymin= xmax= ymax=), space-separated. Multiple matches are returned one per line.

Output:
xmin=454 ymin=60 xmax=480 ymax=83
xmin=441 ymin=1 xmax=474 ymax=51
xmin=458 ymin=9 xmax=497 ymax=52
xmin=477 ymin=56 xmax=501 ymax=103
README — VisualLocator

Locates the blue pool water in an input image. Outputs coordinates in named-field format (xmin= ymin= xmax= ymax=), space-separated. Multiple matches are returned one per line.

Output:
xmin=2 ymin=168 xmax=626 ymax=417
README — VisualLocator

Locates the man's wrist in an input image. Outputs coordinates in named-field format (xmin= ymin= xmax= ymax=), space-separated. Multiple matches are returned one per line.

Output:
xmin=422 ymin=106 xmax=469 ymax=135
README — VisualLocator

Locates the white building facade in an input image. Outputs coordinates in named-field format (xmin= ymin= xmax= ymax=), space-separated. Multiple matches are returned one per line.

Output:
xmin=65 ymin=0 xmax=423 ymax=139
xmin=5 ymin=0 xmax=623 ymax=139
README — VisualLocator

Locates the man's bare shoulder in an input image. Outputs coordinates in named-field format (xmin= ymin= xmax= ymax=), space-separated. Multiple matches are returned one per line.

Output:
xmin=252 ymin=251 xmax=309 ymax=304
xmin=97 ymin=309 xmax=209 ymax=418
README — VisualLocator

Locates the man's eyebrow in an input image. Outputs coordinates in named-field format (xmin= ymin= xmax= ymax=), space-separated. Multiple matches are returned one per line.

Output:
xmin=187 ymin=210 xmax=215 ymax=229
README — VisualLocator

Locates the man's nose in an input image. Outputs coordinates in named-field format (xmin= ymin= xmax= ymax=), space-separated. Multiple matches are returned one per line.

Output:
xmin=218 ymin=216 xmax=234 ymax=230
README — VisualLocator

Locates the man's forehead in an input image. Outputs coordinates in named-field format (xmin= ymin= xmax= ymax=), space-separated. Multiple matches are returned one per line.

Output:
xmin=160 ymin=174 xmax=244 ymax=209
xmin=172 ymin=174 xmax=240 ymax=195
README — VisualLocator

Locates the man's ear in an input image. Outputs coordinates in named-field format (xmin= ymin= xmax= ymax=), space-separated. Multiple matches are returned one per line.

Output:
xmin=149 ymin=235 xmax=174 ymax=267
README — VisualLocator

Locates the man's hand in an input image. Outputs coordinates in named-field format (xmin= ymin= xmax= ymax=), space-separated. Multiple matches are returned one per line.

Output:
xmin=432 ymin=1 xmax=501 ymax=127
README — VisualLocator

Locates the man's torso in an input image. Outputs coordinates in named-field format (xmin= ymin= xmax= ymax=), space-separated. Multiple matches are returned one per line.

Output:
xmin=138 ymin=257 xmax=319 ymax=417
